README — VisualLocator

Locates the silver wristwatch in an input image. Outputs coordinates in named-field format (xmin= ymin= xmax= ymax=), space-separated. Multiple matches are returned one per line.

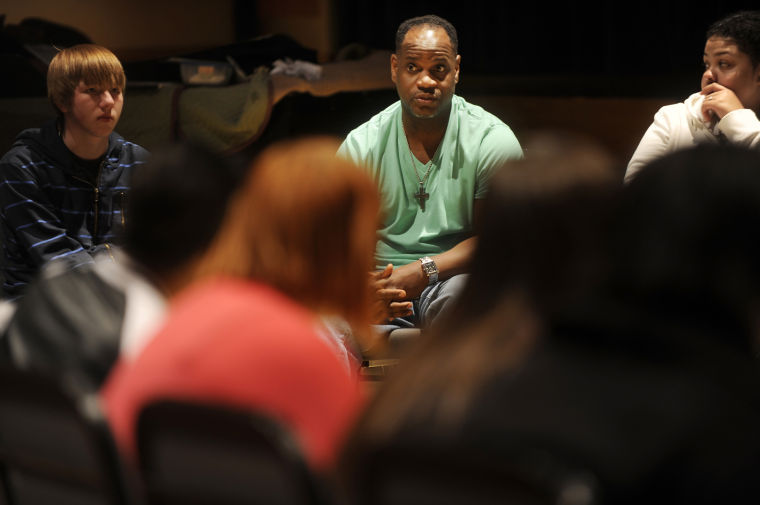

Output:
xmin=419 ymin=256 xmax=439 ymax=285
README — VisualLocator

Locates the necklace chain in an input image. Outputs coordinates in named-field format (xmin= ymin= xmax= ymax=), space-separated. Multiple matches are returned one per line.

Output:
xmin=403 ymin=118 xmax=436 ymax=184
xmin=403 ymin=119 xmax=436 ymax=209
xmin=407 ymin=146 xmax=434 ymax=185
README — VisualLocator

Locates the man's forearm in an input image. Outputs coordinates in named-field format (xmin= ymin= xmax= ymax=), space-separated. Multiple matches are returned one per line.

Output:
xmin=428 ymin=236 xmax=477 ymax=281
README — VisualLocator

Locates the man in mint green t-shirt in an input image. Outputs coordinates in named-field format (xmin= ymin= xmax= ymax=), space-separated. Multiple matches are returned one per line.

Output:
xmin=338 ymin=14 xmax=522 ymax=332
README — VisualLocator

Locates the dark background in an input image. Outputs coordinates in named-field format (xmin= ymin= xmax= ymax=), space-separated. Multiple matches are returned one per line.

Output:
xmin=331 ymin=1 xmax=760 ymax=97
xmin=2 ymin=1 xmax=760 ymax=161
xmin=4 ymin=1 xmax=760 ymax=99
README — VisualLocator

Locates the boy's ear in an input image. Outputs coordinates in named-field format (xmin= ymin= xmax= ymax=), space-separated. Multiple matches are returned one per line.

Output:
xmin=54 ymin=98 xmax=69 ymax=114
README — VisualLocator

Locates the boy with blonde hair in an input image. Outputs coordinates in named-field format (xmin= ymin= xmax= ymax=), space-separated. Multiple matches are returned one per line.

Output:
xmin=0 ymin=44 xmax=149 ymax=298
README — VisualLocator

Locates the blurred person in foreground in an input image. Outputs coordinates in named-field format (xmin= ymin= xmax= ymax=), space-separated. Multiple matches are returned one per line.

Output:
xmin=339 ymin=138 xmax=760 ymax=504
xmin=0 ymin=141 xmax=245 ymax=392
xmin=102 ymin=136 xmax=381 ymax=474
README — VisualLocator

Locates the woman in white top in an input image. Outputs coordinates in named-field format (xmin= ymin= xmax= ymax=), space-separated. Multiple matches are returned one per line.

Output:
xmin=625 ymin=10 xmax=760 ymax=182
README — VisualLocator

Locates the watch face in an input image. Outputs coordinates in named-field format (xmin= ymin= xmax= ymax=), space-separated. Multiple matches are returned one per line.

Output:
xmin=420 ymin=257 xmax=437 ymax=284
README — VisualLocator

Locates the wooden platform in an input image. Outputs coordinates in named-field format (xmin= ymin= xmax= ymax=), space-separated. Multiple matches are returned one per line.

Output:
xmin=466 ymin=94 xmax=671 ymax=173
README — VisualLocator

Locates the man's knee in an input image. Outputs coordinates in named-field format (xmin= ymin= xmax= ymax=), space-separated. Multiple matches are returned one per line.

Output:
xmin=438 ymin=273 xmax=469 ymax=297
xmin=419 ymin=273 xmax=469 ymax=326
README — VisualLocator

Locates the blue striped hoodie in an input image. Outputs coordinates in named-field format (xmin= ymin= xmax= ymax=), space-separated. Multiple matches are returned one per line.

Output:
xmin=0 ymin=119 xmax=149 ymax=298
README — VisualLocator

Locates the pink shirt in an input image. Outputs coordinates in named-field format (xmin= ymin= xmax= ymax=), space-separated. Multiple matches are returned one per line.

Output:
xmin=101 ymin=277 xmax=364 ymax=470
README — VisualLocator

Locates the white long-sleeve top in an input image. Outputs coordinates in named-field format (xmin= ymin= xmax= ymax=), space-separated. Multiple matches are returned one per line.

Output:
xmin=625 ymin=92 xmax=760 ymax=182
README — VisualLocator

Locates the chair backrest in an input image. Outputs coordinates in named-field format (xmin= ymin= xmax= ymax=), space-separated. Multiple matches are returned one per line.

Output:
xmin=136 ymin=399 xmax=324 ymax=505
xmin=0 ymin=366 xmax=133 ymax=505
xmin=348 ymin=442 xmax=599 ymax=505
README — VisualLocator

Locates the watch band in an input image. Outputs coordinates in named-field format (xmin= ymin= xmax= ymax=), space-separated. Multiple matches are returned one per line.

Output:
xmin=419 ymin=256 xmax=439 ymax=285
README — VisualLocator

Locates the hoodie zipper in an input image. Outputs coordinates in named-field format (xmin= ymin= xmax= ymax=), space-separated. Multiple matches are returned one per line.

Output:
xmin=71 ymin=158 xmax=105 ymax=240
xmin=94 ymin=159 xmax=105 ymax=236
xmin=120 ymin=191 xmax=126 ymax=227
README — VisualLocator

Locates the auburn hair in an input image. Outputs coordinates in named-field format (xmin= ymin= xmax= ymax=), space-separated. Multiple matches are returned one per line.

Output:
xmin=200 ymin=136 xmax=381 ymax=332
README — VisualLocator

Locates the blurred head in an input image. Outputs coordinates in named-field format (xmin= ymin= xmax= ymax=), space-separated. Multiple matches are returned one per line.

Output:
xmin=447 ymin=131 xmax=621 ymax=332
xmin=124 ymin=141 xmax=247 ymax=293
xmin=345 ymin=132 xmax=621 ymax=446
xmin=200 ymin=136 xmax=380 ymax=330
xmin=612 ymin=143 xmax=760 ymax=350
xmin=47 ymin=44 xmax=126 ymax=119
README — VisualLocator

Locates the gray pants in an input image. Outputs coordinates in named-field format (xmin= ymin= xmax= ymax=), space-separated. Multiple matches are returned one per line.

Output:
xmin=375 ymin=273 xmax=469 ymax=335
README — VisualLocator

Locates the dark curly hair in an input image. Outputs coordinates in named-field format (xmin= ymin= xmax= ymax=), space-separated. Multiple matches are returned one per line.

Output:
xmin=706 ymin=10 xmax=760 ymax=67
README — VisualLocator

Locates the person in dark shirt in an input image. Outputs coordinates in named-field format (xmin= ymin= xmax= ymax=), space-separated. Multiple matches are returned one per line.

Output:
xmin=340 ymin=138 xmax=760 ymax=505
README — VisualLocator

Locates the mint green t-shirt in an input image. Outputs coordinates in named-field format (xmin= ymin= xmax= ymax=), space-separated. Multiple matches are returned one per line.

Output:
xmin=338 ymin=95 xmax=522 ymax=269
